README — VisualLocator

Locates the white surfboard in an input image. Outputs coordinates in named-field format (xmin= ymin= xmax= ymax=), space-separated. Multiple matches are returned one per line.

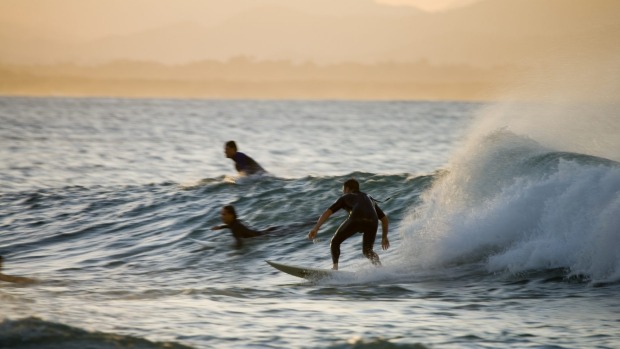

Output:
xmin=190 ymin=238 xmax=217 ymax=248
xmin=266 ymin=260 xmax=350 ymax=281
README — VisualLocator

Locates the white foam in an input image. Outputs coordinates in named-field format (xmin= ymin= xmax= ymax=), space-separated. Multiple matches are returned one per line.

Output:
xmin=398 ymin=130 xmax=620 ymax=283
xmin=398 ymin=50 xmax=620 ymax=283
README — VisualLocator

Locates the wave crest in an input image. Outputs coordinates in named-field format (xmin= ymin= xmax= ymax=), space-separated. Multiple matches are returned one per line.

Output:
xmin=399 ymin=130 xmax=620 ymax=283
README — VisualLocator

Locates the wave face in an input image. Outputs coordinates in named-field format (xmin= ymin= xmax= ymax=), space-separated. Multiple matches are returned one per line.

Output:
xmin=0 ymin=317 xmax=192 ymax=349
xmin=398 ymin=129 xmax=620 ymax=283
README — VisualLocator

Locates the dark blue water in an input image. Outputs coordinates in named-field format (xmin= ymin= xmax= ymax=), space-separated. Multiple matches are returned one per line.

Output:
xmin=1 ymin=97 xmax=619 ymax=349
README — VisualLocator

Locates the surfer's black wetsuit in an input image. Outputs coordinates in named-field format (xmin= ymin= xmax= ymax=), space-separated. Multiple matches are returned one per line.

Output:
xmin=220 ymin=220 xmax=274 ymax=248
xmin=231 ymin=152 xmax=265 ymax=175
xmin=328 ymin=191 xmax=386 ymax=265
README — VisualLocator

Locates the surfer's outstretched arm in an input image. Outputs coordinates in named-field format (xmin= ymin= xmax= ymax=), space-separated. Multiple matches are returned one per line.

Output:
xmin=0 ymin=256 xmax=36 ymax=284
xmin=0 ymin=273 xmax=36 ymax=284
xmin=308 ymin=209 xmax=333 ymax=240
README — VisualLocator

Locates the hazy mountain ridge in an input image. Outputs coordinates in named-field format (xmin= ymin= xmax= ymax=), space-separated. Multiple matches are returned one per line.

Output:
xmin=2 ymin=58 xmax=521 ymax=82
xmin=0 ymin=58 xmax=525 ymax=101
xmin=1 ymin=0 xmax=617 ymax=101
xmin=1 ymin=0 xmax=617 ymax=66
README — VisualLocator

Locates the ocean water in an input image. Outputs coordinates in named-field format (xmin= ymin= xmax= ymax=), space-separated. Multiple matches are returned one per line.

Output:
xmin=0 ymin=96 xmax=619 ymax=349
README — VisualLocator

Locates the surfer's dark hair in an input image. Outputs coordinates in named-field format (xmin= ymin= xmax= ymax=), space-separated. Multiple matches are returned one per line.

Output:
xmin=223 ymin=205 xmax=237 ymax=220
xmin=343 ymin=178 xmax=360 ymax=192
xmin=225 ymin=141 xmax=237 ymax=150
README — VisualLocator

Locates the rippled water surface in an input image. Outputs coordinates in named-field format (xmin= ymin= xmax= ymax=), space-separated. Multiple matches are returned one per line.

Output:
xmin=1 ymin=97 xmax=619 ymax=349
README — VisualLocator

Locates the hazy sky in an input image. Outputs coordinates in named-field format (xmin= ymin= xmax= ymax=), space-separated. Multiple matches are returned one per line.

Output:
xmin=1 ymin=0 xmax=617 ymax=66
xmin=2 ymin=0 xmax=618 ymax=102
xmin=1 ymin=0 xmax=482 ymax=41
xmin=377 ymin=0 xmax=481 ymax=12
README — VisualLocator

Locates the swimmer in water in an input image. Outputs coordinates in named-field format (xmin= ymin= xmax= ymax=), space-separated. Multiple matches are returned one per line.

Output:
xmin=211 ymin=205 xmax=275 ymax=248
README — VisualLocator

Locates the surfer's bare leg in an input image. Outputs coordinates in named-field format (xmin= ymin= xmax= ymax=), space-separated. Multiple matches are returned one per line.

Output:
xmin=332 ymin=263 xmax=338 ymax=270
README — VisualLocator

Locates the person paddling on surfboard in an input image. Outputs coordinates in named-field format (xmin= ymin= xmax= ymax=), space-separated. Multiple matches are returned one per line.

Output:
xmin=224 ymin=141 xmax=266 ymax=176
xmin=211 ymin=205 xmax=275 ymax=248
xmin=307 ymin=178 xmax=389 ymax=270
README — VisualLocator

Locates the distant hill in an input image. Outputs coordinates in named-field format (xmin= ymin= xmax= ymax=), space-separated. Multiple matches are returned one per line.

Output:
xmin=0 ymin=58 xmax=526 ymax=101
xmin=0 ymin=0 xmax=618 ymax=66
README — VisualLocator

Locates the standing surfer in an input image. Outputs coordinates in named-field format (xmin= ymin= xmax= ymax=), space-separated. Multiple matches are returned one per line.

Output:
xmin=308 ymin=178 xmax=389 ymax=270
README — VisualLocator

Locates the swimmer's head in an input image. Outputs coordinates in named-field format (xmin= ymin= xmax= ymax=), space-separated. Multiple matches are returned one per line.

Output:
xmin=224 ymin=141 xmax=237 ymax=158
xmin=220 ymin=205 xmax=237 ymax=224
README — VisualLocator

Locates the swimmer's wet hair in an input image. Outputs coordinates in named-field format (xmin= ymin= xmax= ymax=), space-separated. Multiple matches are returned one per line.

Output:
xmin=223 ymin=205 xmax=237 ymax=220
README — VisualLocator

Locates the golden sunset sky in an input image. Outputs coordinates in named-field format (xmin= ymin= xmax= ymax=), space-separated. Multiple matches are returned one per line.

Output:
xmin=2 ymin=0 xmax=481 ymax=41
xmin=377 ymin=0 xmax=481 ymax=11
xmin=1 ymin=0 xmax=618 ymax=100
xmin=2 ymin=0 xmax=617 ymax=65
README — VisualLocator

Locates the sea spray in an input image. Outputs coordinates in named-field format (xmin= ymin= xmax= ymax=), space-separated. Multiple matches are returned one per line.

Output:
xmin=485 ymin=159 xmax=620 ymax=282
xmin=397 ymin=51 xmax=620 ymax=283
xmin=398 ymin=130 xmax=620 ymax=283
